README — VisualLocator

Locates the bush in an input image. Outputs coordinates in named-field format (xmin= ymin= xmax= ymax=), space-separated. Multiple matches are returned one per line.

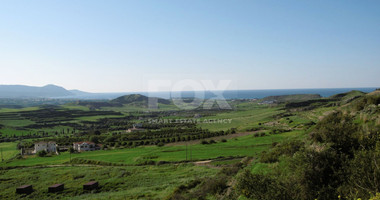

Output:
xmin=197 ymin=175 xmax=228 ymax=195
xmin=219 ymin=165 xmax=241 ymax=176
xmin=342 ymin=149 xmax=380 ymax=199
xmin=221 ymin=139 xmax=227 ymax=143
xmin=236 ymin=170 xmax=290 ymax=199
xmin=201 ymin=140 xmax=209 ymax=145
xmin=37 ymin=150 xmax=47 ymax=157
xmin=260 ymin=140 xmax=304 ymax=163
xmin=311 ymin=111 xmax=359 ymax=155
xmin=260 ymin=151 xmax=279 ymax=163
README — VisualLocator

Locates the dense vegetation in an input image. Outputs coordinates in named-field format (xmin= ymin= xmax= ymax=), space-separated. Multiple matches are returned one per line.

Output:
xmin=236 ymin=91 xmax=380 ymax=199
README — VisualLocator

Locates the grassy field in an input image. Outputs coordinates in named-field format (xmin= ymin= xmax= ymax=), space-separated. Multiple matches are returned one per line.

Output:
xmin=101 ymin=103 xmax=180 ymax=112
xmin=0 ymin=119 xmax=35 ymax=127
xmin=73 ymin=115 xmax=126 ymax=122
xmin=0 ymin=107 xmax=40 ymax=113
xmin=0 ymin=105 xmax=123 ymax=137
xmin=0 ymin=91 xmax=369 ymax=199
xmin=0 ymin=142 xmax=18 ymax=161
xmin=1 ymin=130 xmax=303 ymax=167
xmin=60 ymin=105 xmax=91 ymax=111
xmin=198 ymin=104 xmax=283 ymax=131
xmin=0 ymin=164 xmax=217 ymax=200
xmin=0 ymin=99 xmax=319 ymax=199
xmin=0 ymin=127 xmax=32 ymax=137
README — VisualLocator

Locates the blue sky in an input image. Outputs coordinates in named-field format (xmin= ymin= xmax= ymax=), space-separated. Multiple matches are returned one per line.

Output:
xmin=1 ymin=0 xmax=379 ymax=92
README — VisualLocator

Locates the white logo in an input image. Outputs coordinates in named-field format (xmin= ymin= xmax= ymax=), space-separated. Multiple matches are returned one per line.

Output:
xmin=147 ymin=79 xmax=232 ymax=110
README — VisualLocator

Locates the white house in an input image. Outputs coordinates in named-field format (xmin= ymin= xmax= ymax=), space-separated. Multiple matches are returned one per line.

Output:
xmin=33 ymin=141 xmax=57 ymax=154
xmin=73 ymin=141 xmax=97 ymax=152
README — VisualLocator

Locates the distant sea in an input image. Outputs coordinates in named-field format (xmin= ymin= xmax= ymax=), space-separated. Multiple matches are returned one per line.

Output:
xmin=140 ymin=87 xmax=379 ymax=100
xmin=71 ymin=87 xmax=379 ymax=100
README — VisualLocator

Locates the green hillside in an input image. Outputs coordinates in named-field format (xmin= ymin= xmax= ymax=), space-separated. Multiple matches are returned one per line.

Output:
xmin=236 ymin=91 xmax=380 ymax=200
xmin=259 ymin=94 xmax=322 ymax=103
xmin=111 ymin=94 xmax=171 ymax=105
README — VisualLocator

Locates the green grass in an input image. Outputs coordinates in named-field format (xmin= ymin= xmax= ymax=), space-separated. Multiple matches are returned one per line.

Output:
xmin=0 ymin=142 xmax=18 ymax=161
xmin=0 ymin=107 xmax=40 ymax=113
xmin=250 ymin=161 xmax=273 ymax=174
xmin=1 ymin=130 xmax=303 ymax=167
xmin=74 ymin=115 xmax=125 ymax=122
xmin=198 ymin=104 xmax=283 ymax=131
xmin=210 ymin=158 xmax=242 ymax=166
xmin=0 ymin=119 xmax=35 ymax=127
xmin=60 ymin=105 xmax=90 ymax=111
xmin=101 ymin=103 xmax=179 ymax=113
xmin=0 ymin=101 xmax=317 ymax=199
xmin=0 ymin=164 xmax=217 ymax=200
xmin=0 ymin=127 xmax=32 ymax=137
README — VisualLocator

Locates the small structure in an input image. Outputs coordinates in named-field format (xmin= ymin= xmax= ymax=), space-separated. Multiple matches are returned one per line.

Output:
xmin=33 ymin=141 xmax=57 ymax=154
xmin=83 ymin=181 xmax=98 ymax=190
xmin=48 ymin=184 xmax=64 ymax=193
xmin=20 ymin=148 xmax=34 ymax=155
xmin=16 ymin=185 xmax=33 ymax=194
xmin=194 ymin=114 xmax=202 ymax=118
xmin=73 ymin=141 xmax=99 ymax=152
xmin=126 ymin=124 xmax=145 ymax=133
xmin=57 ymin=145 xmax=71 ymax=152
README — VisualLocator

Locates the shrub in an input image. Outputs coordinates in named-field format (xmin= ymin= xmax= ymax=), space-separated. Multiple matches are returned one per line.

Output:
xmin=236 ymin=170 xmax=290 ymax=199
xmin=197 ymin=175 xmax=228 ymax=195
xmin=260 ymin=151 xmax=279 ymax=163
xmin=311 ymin=111 xmax=359 ymax=155
xmin=342 ymin=149 xmax=380 ymax=199
xmin=69 ymin=147 xmax=75 ymax=153
xmin=201 ymin=140 xmax=209 ymax=145
xmin=37 ymin=150 xmax=47 ymax=157
xmin=260 ymin=140 xmax=304 ymax=163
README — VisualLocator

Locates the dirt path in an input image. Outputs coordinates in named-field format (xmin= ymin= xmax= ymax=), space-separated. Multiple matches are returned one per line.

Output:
xmin=193 ymin=160 xmax=212 ymax=165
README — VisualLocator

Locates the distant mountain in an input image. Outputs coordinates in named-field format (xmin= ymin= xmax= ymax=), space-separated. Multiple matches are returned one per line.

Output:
xmin=0 ymin=84 xmax=74 ymax=98
xmin=111 ymin=94 xmax=171 ymax=105
xmin=68 ymin=89 xmax=92 ymax=96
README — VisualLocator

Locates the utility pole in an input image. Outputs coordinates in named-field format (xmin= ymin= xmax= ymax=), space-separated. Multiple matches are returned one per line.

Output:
xmin=185 ymin=143 xmax=188 ymax=161
xmin=189 ymin=145 xmax=193 ymax=161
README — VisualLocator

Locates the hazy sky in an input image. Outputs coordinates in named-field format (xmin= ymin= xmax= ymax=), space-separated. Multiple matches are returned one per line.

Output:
xmin=1 ymin=0 xmax=380 ymax=92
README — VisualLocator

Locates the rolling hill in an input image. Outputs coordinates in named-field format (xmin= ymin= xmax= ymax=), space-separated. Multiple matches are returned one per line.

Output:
xmin=111 ymin=94 xmax=171 ymax=105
